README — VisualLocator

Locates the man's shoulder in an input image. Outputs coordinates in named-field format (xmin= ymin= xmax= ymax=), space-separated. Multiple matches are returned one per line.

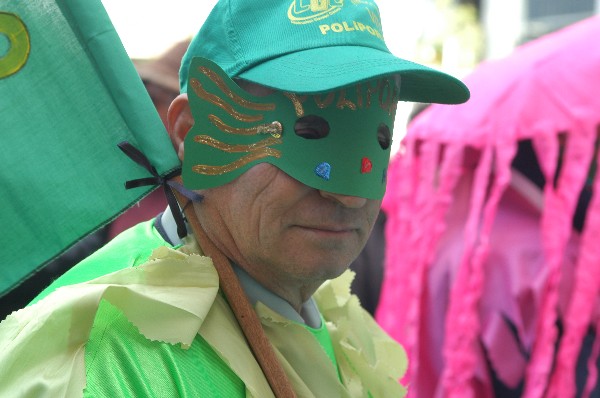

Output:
xmin=31 ymin=219 xmax=172 ymax=304
xmin=0 ymin=230 xmax=233 ymax=398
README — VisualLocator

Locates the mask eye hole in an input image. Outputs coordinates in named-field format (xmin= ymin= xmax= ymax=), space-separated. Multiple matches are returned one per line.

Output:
xmin=294 ymin=115 xmax=330 ymax=139
xmin=377 ymin=123 xmax=391 ymax=150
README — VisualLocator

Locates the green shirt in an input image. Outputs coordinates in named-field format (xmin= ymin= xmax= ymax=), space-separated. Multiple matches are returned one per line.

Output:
xmin=0 ymin=219 xmax=407 ymax=397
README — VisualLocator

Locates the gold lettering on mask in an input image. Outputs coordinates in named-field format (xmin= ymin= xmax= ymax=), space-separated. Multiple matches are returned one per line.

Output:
xmin=389 ymin=83 xmax=400 ymax=115
xmin=379 ymin=79 xmax=393 ymax=112
xmin=283 ymin=92 xmax=307 ymax=117
xmin=378 ymin=78 xmax=400 ymax=115
xmin=192 ymin=148 xmax=282 ymax=176
xmin=365 ymin=80 xmax=379 ymax=109
xmin=354 ymin=78 xmax=400 ymax=114
xmin=389 ymin=101 xmax=398 ymax=115
xmin=355 ymin=83 xmax=363 ymax=108
xmin=314 ymin=92 xmax=335 ymax=109
xmin=336 ymin=89 xmax=357 ymax=111
xmin=282 ymin=80 xmax=398 ymax=115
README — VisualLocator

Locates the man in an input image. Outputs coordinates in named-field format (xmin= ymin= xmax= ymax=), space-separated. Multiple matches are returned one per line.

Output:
xmin=0 ymin=0 xmax=468 ymax=396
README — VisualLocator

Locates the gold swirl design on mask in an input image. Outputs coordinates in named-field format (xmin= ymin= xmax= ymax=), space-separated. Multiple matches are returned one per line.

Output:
xmin=190 ymin=65 xmax=285 ymax=176
xmin=191 ymin=78 xmax=263 ymax=123
xmin=194 ymin=135 xmax=282 ymax=152
xmin=198 ymin=66 xmax=276 ymax=112
xmin=192 ymin=148 xmax=282 ymax=176
xmin=209 ymin=115 xmax=283 ymax=138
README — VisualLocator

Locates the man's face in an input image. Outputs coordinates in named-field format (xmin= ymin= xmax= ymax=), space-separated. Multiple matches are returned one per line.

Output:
xmin=195 ymin=162 xmax=381 ymax=294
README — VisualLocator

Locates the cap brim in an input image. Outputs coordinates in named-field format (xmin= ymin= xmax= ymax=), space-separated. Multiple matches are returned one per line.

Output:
xmin=237 ymin=46 xmax=470 ymax=104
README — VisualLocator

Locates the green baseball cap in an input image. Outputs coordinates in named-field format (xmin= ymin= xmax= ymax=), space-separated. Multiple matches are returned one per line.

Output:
xmin=180 ymin=0 xmax=470 ymax=104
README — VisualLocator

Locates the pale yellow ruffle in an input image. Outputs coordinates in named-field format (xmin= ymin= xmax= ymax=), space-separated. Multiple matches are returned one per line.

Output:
xmin=162 ymin=243 xmax=408 ymax=398
xmin=0 ymin=240 xmax=219 ymax=398
xmin=315 ymin=271 xmax=408 ymax=397
xmin=0 ymin=239 xmax=407 ymax=398
xmin=207 ymin=271 xmax=408 ymax=398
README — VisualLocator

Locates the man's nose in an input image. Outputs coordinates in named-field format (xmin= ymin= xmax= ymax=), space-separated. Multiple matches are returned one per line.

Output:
xmin=318 ymin=190 xmax=368 ymax=208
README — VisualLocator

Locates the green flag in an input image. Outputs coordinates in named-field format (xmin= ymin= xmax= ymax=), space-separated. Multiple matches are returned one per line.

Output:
xmin=0 ymin=0 xmax=181 ymax=296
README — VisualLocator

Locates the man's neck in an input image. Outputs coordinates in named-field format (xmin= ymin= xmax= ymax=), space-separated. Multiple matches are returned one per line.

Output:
xmin=159 ymin=207 xmax=322 ymax=328
xmin=233 ymin=264 xmax=322 ymax=328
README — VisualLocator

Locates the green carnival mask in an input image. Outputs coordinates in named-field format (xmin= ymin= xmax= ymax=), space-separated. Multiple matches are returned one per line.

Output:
xmin=183 ymin=57 xmax=399 ymax=199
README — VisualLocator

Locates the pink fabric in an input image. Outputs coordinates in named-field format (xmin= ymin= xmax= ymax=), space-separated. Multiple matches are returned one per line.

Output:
xmin=380 ymin=140 xmax=464 ymax=387
xmin=377 ymin=16 xmax=600 ymax=398
xmin=548 ymin=140 xmax=600 ymax=397
xmin=525 ymin=127 xmax=597 ymax=397
xmin=440 ymin=145 xmax=495 ymax=398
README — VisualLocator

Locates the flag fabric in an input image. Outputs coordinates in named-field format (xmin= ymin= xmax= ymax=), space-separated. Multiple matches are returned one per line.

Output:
xmin=0 ymin=0 xmax=181 ymax=297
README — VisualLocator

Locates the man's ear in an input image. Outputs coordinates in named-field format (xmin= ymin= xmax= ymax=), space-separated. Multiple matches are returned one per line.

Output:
xmin=167 ymin=94 xmax=194 ymax=161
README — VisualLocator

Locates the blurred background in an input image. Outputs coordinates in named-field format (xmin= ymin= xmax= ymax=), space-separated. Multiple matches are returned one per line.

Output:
xmin=101 ymin=0 xmax=600 ymax=148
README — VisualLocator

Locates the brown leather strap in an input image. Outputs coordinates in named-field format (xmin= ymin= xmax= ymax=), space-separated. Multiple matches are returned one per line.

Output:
xmin=170 ymin=178 xmax=297 ymax=398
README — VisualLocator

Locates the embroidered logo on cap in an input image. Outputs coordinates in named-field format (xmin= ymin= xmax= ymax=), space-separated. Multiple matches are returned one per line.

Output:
xmin=287 ymin=0 xmax=384 ymax=42
xmin=288 ymin=0 xmax=344 ymax=24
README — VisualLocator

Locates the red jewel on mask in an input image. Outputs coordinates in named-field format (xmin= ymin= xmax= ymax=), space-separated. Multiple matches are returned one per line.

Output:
xmin=361 ymin=157 xmax=373 ymax=174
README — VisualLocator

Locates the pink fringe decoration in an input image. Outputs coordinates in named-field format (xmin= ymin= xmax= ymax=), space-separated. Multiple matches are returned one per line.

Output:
xmin=547 ymin=126 xmax=600 ymax=397
xmin=523 ymin=126 xmax=597 ymax=398
xmin=441 ymin=141 xmax=515 ymax=398
xmin=379 ymin=139 xmax=464 ymax=388
xmin=377 ymin=16 xmax=600 ymax=398
xmin=439 ymin=145 xmax=492 ymax=398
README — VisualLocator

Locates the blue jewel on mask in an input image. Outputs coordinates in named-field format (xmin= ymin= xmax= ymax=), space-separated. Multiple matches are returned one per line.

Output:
xmin=315 ymin=162 xmax=331 ymax=181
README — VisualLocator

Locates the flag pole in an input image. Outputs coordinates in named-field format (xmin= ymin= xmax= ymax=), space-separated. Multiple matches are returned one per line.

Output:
xmin=170 ymin=177 xmax=297 ymax=398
